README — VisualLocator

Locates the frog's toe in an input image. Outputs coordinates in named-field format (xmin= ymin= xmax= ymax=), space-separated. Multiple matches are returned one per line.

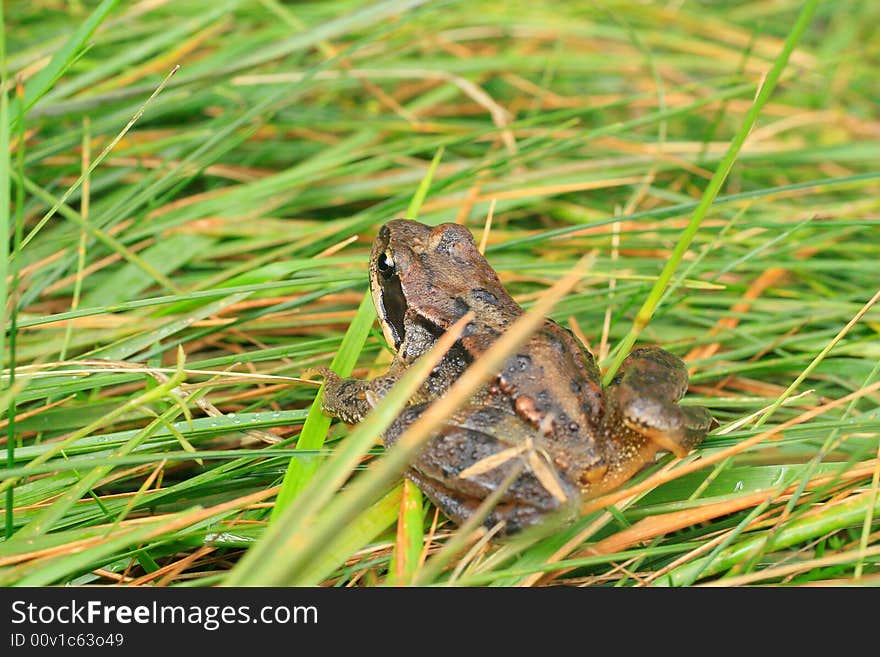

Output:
xmin=301 ymin=365 xmax=337 ymax=382
xmin=682 ymin=405 xmax=716 ymax=435
xmin=319 ymin=375 xmax=376 ymax=425
xmin=613 ymin=384 xmax=714 ymax=458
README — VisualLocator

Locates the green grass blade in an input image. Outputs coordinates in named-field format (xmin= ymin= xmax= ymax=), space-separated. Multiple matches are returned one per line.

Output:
xmin=1 ymin=0 xmax=10 ymax=538
xmin=20 ymin=66 xmax=179 ymax=253
xmin=296 ymin=485 xmax=402 ymax=586
xmin=84 ymin=292 xmax=251 ymax=361
xmin=387 ymin=479 xmax=424 ymax=585
xmin=406 ymin=146 xmax=444 ymax=218
xmin=271 ymin=293 xmax=377 ymax=517
xmin=226 ymin=313 xmax=476 ymax=585
xmin=654 ymin=490 xmax=880 ymax=587
xmin=387 ymin=145 xmax=443 ymax=582
xmin=11 ymin=404 xmax=180 ymax=541
xmin=8 ymin=0 xmax=121 ymax=126
xmin=3 ymin=0 xmax=877 ymax=588
xmin=603 ymin=0 xmax=820 ymax=383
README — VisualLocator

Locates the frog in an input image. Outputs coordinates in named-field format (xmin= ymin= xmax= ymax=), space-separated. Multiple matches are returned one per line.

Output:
xmin=315 ymin=219 xmax=714 ymax=534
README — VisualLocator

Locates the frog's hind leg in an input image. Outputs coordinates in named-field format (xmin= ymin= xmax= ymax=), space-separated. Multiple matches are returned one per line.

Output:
xmin=607 ymin=346 xmax=714 ymax=458
xmin=386 ymin=401 xmax=579 ymax=535
xmin=405 ymin=470 xmax=570 ymax=535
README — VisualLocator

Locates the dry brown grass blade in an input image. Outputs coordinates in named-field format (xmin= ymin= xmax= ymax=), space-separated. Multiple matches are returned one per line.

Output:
xmin=454 ymin=179 xmax=483 ymax=225
xmin=477 ymin=197 xmax=496 ymax=254
xmin=699 ymin=544 xmax=880 ymax=587
xmin=130 ymin=545 xmax=217 ymax=586
xmin=0 ymin=486 xmax=279 ymax=570
xmin=590 ymin=459 xmax=878 ymax=556
xmin=420 ymin=176 xmax=644 ymax=212
xmin=457 ymin=444 xmax=527 ymax=479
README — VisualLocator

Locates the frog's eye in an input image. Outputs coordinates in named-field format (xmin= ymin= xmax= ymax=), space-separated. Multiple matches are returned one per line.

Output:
xmin=377 ymin=252 xmax=395 ymax=279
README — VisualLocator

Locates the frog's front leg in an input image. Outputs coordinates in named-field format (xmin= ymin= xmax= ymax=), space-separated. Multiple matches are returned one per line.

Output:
xmin=608 ymin=346 xmax=714 ymax=458
xmin=311 ymin=367 xmax=397 ymax=425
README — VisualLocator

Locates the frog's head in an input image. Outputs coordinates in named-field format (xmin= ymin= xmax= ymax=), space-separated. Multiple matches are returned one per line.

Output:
xmin=369 ymin=219 xmax=514 ymax=350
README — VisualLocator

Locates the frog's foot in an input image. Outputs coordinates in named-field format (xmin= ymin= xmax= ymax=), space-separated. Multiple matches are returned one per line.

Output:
xmin=305 ymin=367 xmax=377 ymax=425
xmin=406 ymin=470 xmax=576 ymax=535
xmin=608 ymin=346 xmax=714 ymax=458
xmin=301 ymin=365 xmax=336 ymax=385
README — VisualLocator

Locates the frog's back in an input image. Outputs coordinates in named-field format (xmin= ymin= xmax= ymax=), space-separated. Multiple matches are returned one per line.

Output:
xmin=487 ymin=319 xmax=605 ymax=462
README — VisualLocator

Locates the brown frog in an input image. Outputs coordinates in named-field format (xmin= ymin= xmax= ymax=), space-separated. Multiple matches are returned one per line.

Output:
xmin=317 ymin=219 xmax=714 ymax=533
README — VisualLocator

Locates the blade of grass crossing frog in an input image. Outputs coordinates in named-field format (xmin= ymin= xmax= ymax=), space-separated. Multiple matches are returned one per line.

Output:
xmin=295 ymin=485 xmax=403 ymax=586
xmin=387 ymin=146 xmax=443 ymax=582
xmin=271 ymin=293 xmax=377 ymax=517
xmin=256 ymin=260 xmax=592 ymax=585
xmin=226 ymin=314 xmax=472 ymax=585
xmin=602 ymin=0 xmax=820 ymax=384
xmin=411 ymin=466 xmax=531 ymax=586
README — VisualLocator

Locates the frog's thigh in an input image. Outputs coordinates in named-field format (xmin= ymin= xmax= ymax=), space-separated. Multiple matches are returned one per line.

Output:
xmin=609 ymin=347 xmax=714 ymax=457
xmin=388 ymin=403 xmax=578 ymax=533
xmin=406 ymin=470 xmax=564 ymax=535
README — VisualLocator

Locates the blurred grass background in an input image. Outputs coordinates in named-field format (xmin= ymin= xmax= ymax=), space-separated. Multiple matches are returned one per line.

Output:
xmin=1 ymin=0 xmax=878 ymax=586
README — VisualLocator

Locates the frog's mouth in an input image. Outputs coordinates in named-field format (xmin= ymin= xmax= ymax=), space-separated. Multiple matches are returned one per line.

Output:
xmin=379 ymin=272 xmax=407 ymax=350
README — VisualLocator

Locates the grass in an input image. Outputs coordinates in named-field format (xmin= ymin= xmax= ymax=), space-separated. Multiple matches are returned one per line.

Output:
xmin=1 ymin=0 xmax=879 ymax=587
